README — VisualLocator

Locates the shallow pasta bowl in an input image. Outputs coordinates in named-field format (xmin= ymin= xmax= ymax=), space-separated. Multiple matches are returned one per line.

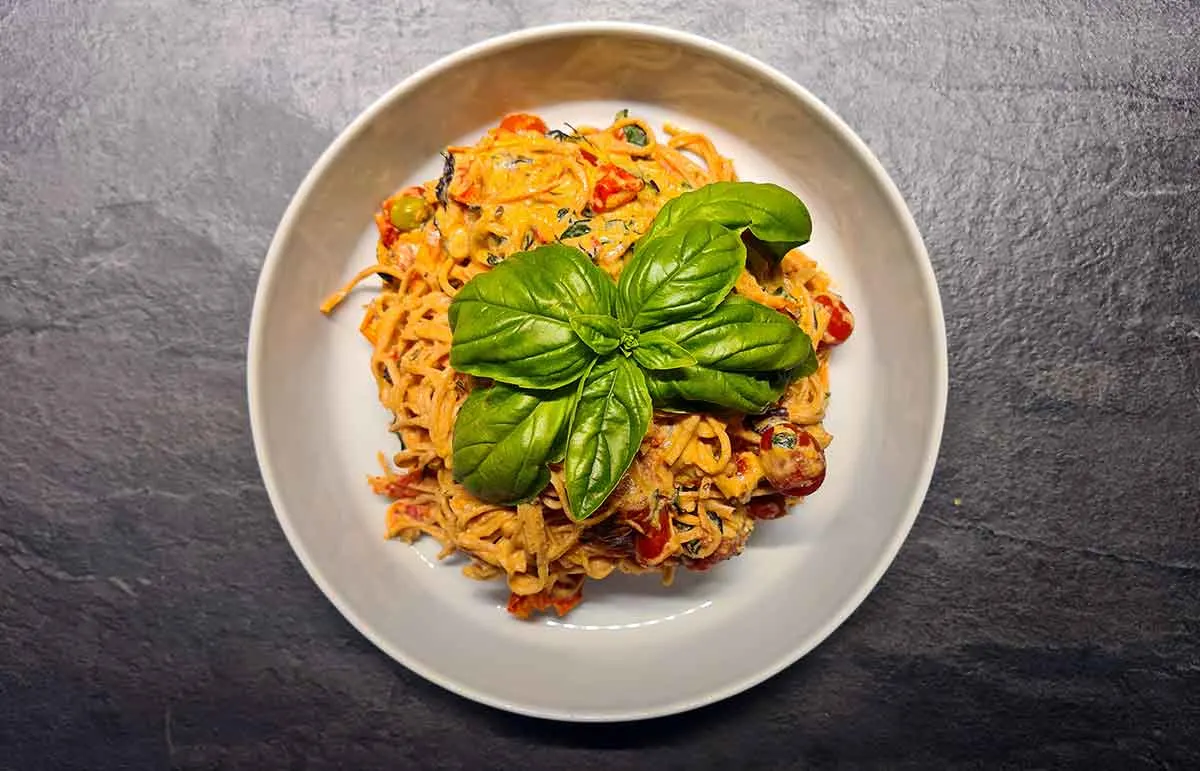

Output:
xmin=247 ymin=22 xmax=947 ymax=721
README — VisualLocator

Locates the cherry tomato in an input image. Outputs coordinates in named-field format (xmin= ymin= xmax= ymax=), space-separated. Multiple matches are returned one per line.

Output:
xmin=401 ymin=504 xmax=428 ymax=522
xmin=506 ymin=587 xmax=583 ymax=619
xmin=374 ymin=211 xmax=400 ymax=248
xmin=497 ymin=113 xmax=548 ymax=135
xmin=815 ymin=294 xmax=854 ymax=345
xmin=685 ymin=530 xmax=748 ymax=572
xmin=591 ymin=163 xmax=643 ymax=212
xmin=747 ymin=494 xmax=789 ymax=520
xmin=374 ymin=468 xmax=422 ymax=498
xmin=759 ymin=423 xmax=827 ymax=497
xmin=633 ymin=505 xmax=673 ymax=565
xmin=450 ymin=181 xmax=481 ymax=206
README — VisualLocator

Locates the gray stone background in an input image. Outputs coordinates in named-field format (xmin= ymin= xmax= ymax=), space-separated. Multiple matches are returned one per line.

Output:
xmin=2 ymin=0 xmax=1198 ymax=768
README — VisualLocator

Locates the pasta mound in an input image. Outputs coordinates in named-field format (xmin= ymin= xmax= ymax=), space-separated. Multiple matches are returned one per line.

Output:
xmin=321 ymin=112 xmax=854 ymax=619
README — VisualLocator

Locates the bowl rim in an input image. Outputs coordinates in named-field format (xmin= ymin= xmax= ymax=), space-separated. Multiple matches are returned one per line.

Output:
xmin=247 ymin=20 xmax=949 ymax=722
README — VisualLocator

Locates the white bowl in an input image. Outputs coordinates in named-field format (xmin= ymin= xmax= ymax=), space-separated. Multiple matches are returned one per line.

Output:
xmin=248 ymin=22 xmax=947 ymax=721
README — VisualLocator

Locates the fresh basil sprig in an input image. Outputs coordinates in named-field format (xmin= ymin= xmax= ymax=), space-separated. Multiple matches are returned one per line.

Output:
xmin=448 ymin=181 xmax=818 ymax=520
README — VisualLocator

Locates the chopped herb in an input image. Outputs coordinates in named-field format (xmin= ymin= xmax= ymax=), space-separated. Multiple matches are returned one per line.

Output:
xmin=771 ymin=430 xmax=797 ymax=449
xmin=646 ymin=179 xmax=660 ymax=193
xmin=559 ymin=220 xmax=591 ymax=240
xmin=377 ymin=365 xmax=393 ymax=385
xmin=547 ymin=129 xmax=573 ymax=141
xmin=772 ymin=285 xmax=799 ymax=302
xmin=615 ymin=108 xmax=630 ymax=120
xmin=563 ymin=122 xmax=600 ymax=152
xmin=682 ymin=538 xmax=704 ymax=558
xmin=494 ymin=205 xmax=505 ymax=218
xmin=681 ymin=180 xmax=693 ymax=190
xmin=556 ymin=207 xmax=570 ymax=220
xmin=580 ymin=205 xmax=596 ymax=218
xmin=621 ymin=124 xmax=649 ymax=146
xmin=521 ymin=232 xmax=535 ymax=250
xmin=486 ymin=253 xmax=504 ymax=266
xmin=706 ymin=510 xmax=723 ymax=533
xmin=435 ymin=152 xmax=455 ymax=205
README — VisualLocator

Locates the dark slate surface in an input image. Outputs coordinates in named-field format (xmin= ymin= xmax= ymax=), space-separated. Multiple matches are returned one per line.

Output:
xmin=2 ymin=1 xmax=1198 ymax=768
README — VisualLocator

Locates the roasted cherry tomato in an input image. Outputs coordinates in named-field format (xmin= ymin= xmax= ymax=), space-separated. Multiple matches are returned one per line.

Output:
xmin=815 ymin=294 xmax=854 ymax=345
xmin=371 ymin=468 xmax=422 ymax=498
xmin=633 ymin=505 xmax=673 ymax=565
xmin=747 ymin=494 xmax=789 ymax=520
xmin=507 ymin=587 xmax=582 ymax=619
xmin=374 ymin=211 xmax=400 ymax=248
xmin=685 ymin=531 xmax=747 ymax=572
xmin=759 ymin=423 xmax=827 ymax=497
xmin=497 ymin=113 xmax=548 ymax=135
xmin=591 ymin=163 xmax=643 ymax=212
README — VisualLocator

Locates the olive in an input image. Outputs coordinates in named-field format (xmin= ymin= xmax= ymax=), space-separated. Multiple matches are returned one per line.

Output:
xmin=388 ymin=195 xmax=430 ymax=231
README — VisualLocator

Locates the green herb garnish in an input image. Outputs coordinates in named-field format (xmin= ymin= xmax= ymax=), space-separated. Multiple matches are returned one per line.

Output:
xmin=448 ymin=181 xmax=815 ymax=520
xmin=621 ymin=124 xmax=648 ymax=146
xmin=559 ymin=219 xmax=591 ymax=240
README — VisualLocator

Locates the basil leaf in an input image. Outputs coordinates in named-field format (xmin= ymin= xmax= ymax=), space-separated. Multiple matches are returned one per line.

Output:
xmin=570 ymin=314 xmax=622 ymax=355
xmin=617 ymin=220 xmax=745 ymax=330
xmin=644 ymin=181 xmax=812 ymax=260
xmin=644 ymin=367 xmax=786 ymax=414
xmin=621 ymin=124 xmax=648 ymax=146
xmin=564 ymin=355 xmax=652 ymax=520
xmin=631 ymin=333 xmax=697 ymax=370
xmin=614 ymin=108 xmax=630 ymax=120
xmin=449 ymin=245 xmax=614 ymax=389
xmin=452 ymin=382 xmax=576 ymax=504
xmin=641 ymin=296 xmax=817 ymax=413
xmin=559 ymin=219 xmax=591 ymax=240
xmin=652 ymin=295 xmax=817 ymax=374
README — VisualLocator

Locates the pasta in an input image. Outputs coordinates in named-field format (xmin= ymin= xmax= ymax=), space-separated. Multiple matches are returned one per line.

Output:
xmin=322 ymin=112 xmax=855 ymax=618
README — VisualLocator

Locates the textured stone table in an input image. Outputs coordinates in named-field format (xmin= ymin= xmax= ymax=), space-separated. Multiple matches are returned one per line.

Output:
xmin=2 ymin=1 xmax=1197 ymax=768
